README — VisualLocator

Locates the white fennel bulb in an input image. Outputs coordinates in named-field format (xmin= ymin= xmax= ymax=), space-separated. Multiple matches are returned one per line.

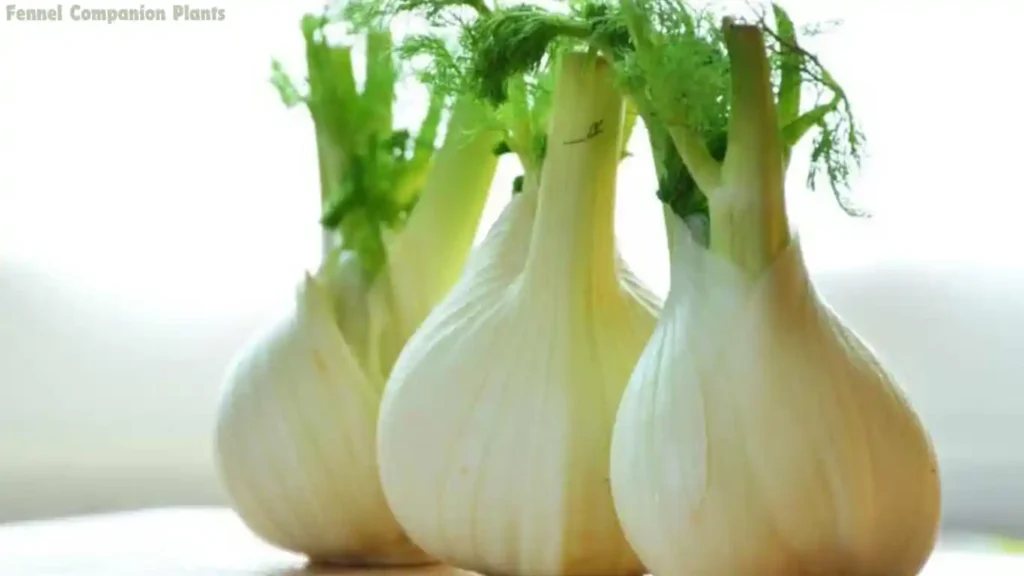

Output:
xmin=609 ymin=15 xmax=941 ymax=576
xmin=214 ymin=20 xmax=502 ymax=565
xmin=376 ymin=53 xmax=659 ymax=576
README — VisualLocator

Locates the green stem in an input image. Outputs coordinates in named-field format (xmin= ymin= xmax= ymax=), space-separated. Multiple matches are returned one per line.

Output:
xmin=662 ymin=204 xmax=677 ymax=256
xmin=391 ymin=97 xmax=503 ymax=311
xmin=782 ymin=96 xmax=840 ymax=148
xmin=621 ymin=98 xmax=639 ymax=159
xmin=506 ymin=77 xmax=540 ymax=175
xmin=709 ymin=22 xmax=790 ymax=277
xmin=465 ymin=0 xmax=491 ymax=15
xmin=667 ymin=124 xmax=722 ymax=195
xmin=389 ymin=90 xmax=447 ymax=208
xmin=302 ymin=22 xmax=359 ymax=258
xmin=305 ymin=42 xmax=359 ymax=190
xmin=773 ymin=3 xmax=802 ymax=131
xmin=363 ymin=30 xmax=396 ymax=141
xmin=523 ymin=53 xmax=624 ymax=296
xmin=620 ymin=0 xmax=722 ymax=195
xmin=315 ymin=123 xmax=346 ymax=258
xmin=619 ymin=0 xmax=655 ymax=54
xmin=412 ymin=90 xmax=445 ymax=165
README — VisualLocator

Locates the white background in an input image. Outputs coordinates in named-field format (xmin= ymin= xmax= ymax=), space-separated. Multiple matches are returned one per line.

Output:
xmin=0 ymin=0 xmax=1022 ymax=536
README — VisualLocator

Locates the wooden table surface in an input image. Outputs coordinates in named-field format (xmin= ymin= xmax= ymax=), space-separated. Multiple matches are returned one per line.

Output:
xmin=0 ymin=507 xmax=1022 ymax=575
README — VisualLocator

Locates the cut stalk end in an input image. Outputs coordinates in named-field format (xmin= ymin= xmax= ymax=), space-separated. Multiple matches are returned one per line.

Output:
xmin=710 ymin=22 xmax=791 ymax=277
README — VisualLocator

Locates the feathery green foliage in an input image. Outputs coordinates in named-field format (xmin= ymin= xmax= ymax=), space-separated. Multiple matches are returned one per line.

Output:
xmin=375 ymin=0 xmax=566 ymax=190
xmin=462 ymin=6 xmax=592 ymax=105
xmin=352 ymin=0 xmax=863 ymax=232
xmin=378 ymin=0 xmax=863 ymax=228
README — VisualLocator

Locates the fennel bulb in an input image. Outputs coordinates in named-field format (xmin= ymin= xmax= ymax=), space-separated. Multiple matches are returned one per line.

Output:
xmin=214 ymin=16 xmax=501 ymax=565
xmin=375 ymin=53 xmax=659 ymax=576
xmin=607 ymin=15 xmax=942 ymax=576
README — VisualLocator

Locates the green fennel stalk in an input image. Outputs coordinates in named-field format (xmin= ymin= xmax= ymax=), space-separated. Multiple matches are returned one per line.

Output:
xmin=268 ymin=9 xmax=506 ymax=375
xmin=271 ymin=13 xmax=446 ymax=278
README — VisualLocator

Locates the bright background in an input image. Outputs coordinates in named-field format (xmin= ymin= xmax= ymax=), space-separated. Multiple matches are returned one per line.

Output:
xmin=1 ymin=0 xmax=1022 ymax=536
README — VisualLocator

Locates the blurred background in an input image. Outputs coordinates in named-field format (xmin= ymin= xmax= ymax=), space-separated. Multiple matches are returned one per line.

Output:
xmin=1 ymin=0 xmax=1021 ymax=541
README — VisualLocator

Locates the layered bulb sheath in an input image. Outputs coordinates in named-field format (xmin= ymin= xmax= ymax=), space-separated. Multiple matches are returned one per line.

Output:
xmin=214 ymin=272 xmax=430 ymax=564
xmin=214 ymin=100 xmax=500 ymax=565
xmin=609 ymin=23 xmax=940 ymax=576
xmin=376 ymin=54 xmax=659 ymax=576
xmin=610 ymin=224 xmax=940 ymax=576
